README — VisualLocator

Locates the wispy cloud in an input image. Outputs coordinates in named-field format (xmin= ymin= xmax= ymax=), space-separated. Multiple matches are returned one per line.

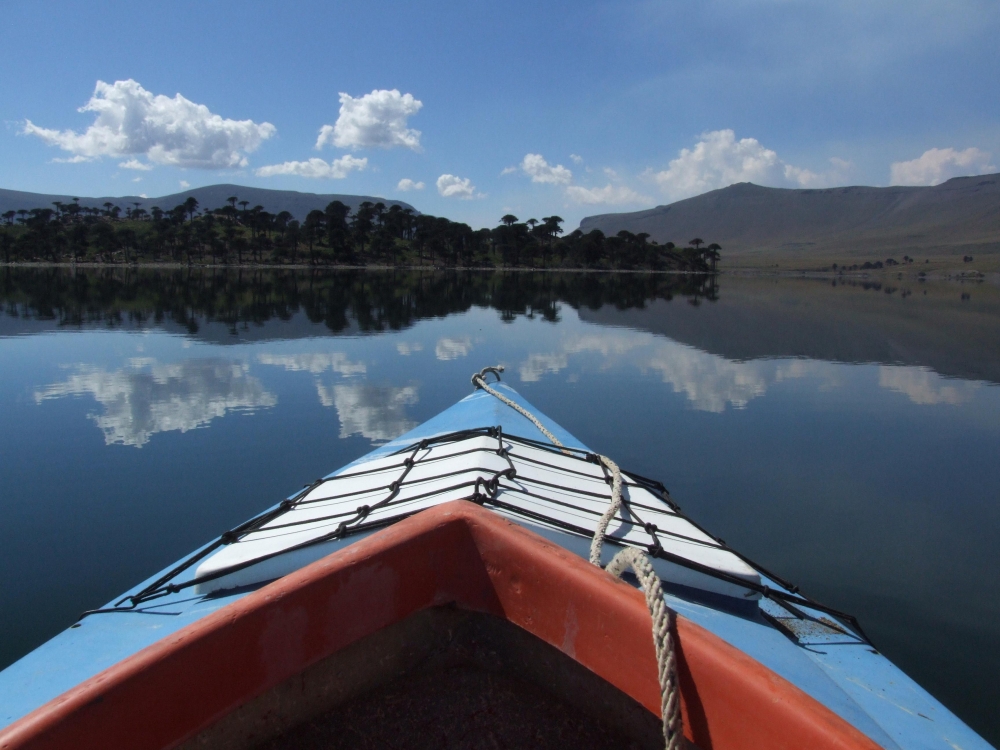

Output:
xmin=119 ymin=158 xmax=152 ymax=171
xmin=565 ymin=183 xmax=651 ymax=205
xmin=256 ymin=155 xmax=367 ymax=179
xmin=510 ymin=151 xmax=650 ymax=206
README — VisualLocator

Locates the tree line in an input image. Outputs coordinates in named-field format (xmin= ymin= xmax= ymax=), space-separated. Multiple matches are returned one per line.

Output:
xmin=0 ymin=195 xmax=721 ymax=272
xmin=0 ymin=267 xmax=719 ymax=336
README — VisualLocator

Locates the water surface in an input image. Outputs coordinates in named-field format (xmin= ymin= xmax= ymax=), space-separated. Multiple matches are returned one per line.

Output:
xmin=1 ymin=268 xmax=998 ymax=743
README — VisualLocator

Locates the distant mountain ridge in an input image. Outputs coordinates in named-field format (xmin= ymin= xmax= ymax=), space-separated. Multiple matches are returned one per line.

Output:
xmin=0 ymin=184 xmax=417 ymax=221
xmin=579 ymin=174 xmax=1000 ymax=257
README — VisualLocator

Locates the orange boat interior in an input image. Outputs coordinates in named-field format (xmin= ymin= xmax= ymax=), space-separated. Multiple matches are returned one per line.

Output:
xmin=1 ymin=502 xmax=880 ymax=750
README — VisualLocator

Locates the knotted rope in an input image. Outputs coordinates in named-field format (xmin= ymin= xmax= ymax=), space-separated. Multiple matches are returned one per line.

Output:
xmin=471 ymin=365 xmax=683 ymax=750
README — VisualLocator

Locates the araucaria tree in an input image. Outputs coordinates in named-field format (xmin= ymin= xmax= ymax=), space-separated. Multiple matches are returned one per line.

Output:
xmin=0 ymin=196 xmax=719 ymax=272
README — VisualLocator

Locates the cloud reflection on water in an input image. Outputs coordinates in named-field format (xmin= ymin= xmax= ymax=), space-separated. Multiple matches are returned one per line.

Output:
xmin=319 ymin=383 xmax=419 ymax=443
xmin=34 ymin=358 xmax=276 ymax=447
xmin=519 ymin=328 xmax=984 ymax=413
xmin=435 ymin=337 xmax=472 ymax=360
xmin=878 ymin=366 xmax=980 ymax=405
xmin=396 ymin=342 xmax=424 ymax=356
xmin=256 ymin=349 xmax=416 ymax=442
xmin=518 ymin=331 xmax=846 ymax=413
xmin=256 ymin=352 xmax=366 ymax=376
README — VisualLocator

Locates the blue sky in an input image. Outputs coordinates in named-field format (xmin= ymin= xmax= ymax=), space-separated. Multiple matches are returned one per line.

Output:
xmin=2 ymin=0 xmax=998 ymax=228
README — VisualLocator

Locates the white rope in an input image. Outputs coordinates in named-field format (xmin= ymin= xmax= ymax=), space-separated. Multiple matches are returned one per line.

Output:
xmin=471 ymin=365 xmax=568 ymax=452
xmin=471 ymin=365 xmax=683 ymax=749
xmin=606 ymin=547 xmax=684 ymax=750
xmin=589 ymin=454 xmax=622 ymax=566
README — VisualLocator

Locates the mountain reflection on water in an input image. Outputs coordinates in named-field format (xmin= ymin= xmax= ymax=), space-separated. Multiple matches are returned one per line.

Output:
xmin=580 ymin=275 xmax=1000 ymax=385
xmin=2 ymin=267 xmax=996 ymax=385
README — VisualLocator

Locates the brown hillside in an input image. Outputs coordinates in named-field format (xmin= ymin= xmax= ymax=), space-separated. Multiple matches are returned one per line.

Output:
xmin=579 ymin=175 xmax=1000 ymax=258
xmin=0 ymin=184 xmax=416 ymax=223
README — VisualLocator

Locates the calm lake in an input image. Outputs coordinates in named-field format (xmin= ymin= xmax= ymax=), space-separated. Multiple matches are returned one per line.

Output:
xmin=1 ymin=267 xmax=998 ymax=743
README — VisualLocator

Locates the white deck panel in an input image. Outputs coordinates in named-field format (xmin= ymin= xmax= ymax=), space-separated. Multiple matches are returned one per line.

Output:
xmin=194 ymin=435 xmax=760 ymax=598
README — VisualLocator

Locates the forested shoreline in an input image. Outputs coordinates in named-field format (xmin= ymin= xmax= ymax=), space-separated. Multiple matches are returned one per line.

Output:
xmin=0 ymin=195 xmax=720 ymax=272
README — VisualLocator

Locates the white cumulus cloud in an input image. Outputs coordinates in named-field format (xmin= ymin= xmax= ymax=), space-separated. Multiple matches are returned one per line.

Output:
xmin=889 ymin=147 xmax=995 ymax=186
xmin=316 ymin=89 xmax=422 ymax=151
xmin=650 ymin=129 xmax=849 ymax=201
xmin=397 ymin=178 xmax=425 ymax=191
xmin=520 ymin=153 xmax=573 ymax=184
xmin=565 ymin=184 xmax=651 ymax=205
xmin=23 ymin=79 xmax=275 ymax=169
xmin=255 ymin=155 xmax=367 ymax=179
xmin=437 ymin=174 xmax=479 ymax=199
xmin=570 ymin=154 xmax=583 ymax=164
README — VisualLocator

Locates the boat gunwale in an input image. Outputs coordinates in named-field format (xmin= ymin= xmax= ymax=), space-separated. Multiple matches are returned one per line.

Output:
xmin=0 ymin=501 xmax=882 ymax=750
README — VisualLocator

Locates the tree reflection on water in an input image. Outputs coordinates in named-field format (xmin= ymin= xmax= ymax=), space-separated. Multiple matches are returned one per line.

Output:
xmin=0 ymin=267 xmax=719 ymax=337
